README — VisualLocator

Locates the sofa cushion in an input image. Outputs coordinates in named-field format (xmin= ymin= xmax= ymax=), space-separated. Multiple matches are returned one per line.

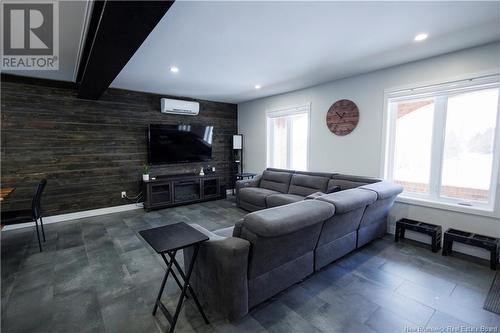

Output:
xmin=243 ymin=200 xmax=335 ymax=237
xmin=266 ymin=193 xmax=304 ymax=207
xmin=239 ymin=187 xmax=280 ymax=207
xmin=316 ymin=188 xmax=377 ymax=214
xmin=326 ymin=185 xmax=341 ymax=194
xmin=259 ymin=170 xmax=293 ymax=193
xmin=288 ymin=174 xmax=329 ymax=196
xmin=328 ymin=174 xmax=381 ymax=190
xmin=359 ymin=181 xmax=404 ymax=199
xmin=294 ymin=170 xmax=335 ymax=178
xmin=266 ymin=168 xmax=295 ymax=173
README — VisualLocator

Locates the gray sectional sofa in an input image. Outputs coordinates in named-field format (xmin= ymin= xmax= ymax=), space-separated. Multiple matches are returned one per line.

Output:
xmin=184 ymin=168 xmax=403 ymax=320
xmin=236 ymin=168 xmax=383 ymax=211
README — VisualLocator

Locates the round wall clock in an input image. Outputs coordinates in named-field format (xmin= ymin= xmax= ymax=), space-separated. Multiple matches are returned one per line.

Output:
xmin=326 ymin=99 xmax=359 ymax=136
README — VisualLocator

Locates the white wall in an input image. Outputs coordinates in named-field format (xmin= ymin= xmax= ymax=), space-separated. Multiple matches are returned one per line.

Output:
xmin=238 ymin=42 xmax=500 ymax=257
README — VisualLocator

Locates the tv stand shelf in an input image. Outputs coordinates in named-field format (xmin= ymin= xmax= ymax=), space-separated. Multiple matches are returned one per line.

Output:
xmin=143 ymin=174 xmax=224 ymax=211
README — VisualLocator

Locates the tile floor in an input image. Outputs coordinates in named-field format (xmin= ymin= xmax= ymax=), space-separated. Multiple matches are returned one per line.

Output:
xmin=2 ymin=197 xmax=499 ymax=333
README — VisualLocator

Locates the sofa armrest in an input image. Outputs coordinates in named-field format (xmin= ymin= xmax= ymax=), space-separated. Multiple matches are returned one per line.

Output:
xmin=184 ymin=224 xmax=251 ymax=321
xmin=359 ymin=181 xmax=403 ymax=199
xmin=243 ymin=200 xmax=335 ymax=237
xmin=316 ymin=188 xmax=377 ymax=214
xmin=235 ymin=175 xmax=261 ymax=193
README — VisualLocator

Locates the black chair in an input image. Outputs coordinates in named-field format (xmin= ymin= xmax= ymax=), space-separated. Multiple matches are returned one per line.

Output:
xmin=1 ymin=179 xmax=47 ymax=252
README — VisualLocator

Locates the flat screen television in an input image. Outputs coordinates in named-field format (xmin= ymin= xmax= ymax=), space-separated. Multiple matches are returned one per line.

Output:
xmin=148 ymin=124 xmax=214 ymax=164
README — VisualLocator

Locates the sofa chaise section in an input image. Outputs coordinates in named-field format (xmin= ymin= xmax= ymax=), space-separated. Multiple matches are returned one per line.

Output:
xmin=240 ymin=200 xmax=334 ymax=308
xmin=357 ymin=181 xmax=404 ymax=247
xmin=314 ymin=189 xmax=377 ymax=270
xmin=184 ymin=200 xmax=335 ymax=320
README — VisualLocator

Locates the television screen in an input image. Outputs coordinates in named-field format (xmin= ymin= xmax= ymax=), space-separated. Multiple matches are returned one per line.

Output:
xmin=148 ymin=124 xmax=213 ymax=164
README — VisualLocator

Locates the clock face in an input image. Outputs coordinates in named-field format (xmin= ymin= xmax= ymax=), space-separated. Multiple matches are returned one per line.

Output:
xmin=326 ymin=99 xmax=359 ymax=136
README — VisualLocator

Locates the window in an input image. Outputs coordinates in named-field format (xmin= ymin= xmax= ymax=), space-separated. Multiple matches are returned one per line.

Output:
xmin=384 ymin=75 xmax=500 ymax=212
xmin=267 ymin=104 xmax=310 ymax=170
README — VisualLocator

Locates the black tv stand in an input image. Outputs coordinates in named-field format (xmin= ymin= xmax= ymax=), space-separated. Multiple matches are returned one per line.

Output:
xmin=143 ymin=173 xmax=225 ymax=211
xmin=154 ymin=173 xmax=197 ymax=179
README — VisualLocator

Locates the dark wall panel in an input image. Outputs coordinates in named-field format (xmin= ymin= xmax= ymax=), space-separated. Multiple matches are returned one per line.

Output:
xmin=1 ymin=75 xmax=237 ymax=216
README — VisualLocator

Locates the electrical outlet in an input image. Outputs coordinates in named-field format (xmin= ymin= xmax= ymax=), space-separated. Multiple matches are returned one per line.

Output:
xmin=121 ymin=191 xmax=126 ymax=199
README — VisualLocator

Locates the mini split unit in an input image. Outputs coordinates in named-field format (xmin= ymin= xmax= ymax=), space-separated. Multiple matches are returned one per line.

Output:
xmin=160 ymin=98 xmax=199 ymax=116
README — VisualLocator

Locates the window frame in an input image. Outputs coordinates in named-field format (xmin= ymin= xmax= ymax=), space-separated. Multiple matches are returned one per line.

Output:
xmin=266 ymin=103 xmax=311 ymax=171
xmin=381 ymin=73 xmax=500 ymax=217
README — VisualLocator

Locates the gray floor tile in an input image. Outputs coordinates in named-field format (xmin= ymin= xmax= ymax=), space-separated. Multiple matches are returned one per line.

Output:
xmin=210 ymin=315 xmax=267 ymax=333
xmin=2 ymin=285 xmax=54 ymax=333
xmin=100 ymin=291 xmax=159 ymax=333
xmin=450 ymin=283 xmax=488 ymax=310
xmin=395 ymin=278 xmax=500 ymax=327
xmin=365 ymin=307 xmax=419 ymax=333
xmin=251 ymin=300 xmax=323 ymax=333
xmin=426 ymin=310 xmax=472 ymax=329
xmin=345 ymin=277 xmax=435 ymax=325
xmin=380 ymin=260 xmax=457 ymax=295
xmin=50 ymin=289 xmax=105 ymax=333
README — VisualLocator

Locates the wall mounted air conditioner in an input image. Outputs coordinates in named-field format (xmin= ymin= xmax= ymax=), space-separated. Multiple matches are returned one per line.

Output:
xmin=160 ymin=98 xmax=199 ymax=116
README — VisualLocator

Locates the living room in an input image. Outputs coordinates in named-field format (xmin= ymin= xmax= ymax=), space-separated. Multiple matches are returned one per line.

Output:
xmin=1 ymin=1 xmax=499 ymax=332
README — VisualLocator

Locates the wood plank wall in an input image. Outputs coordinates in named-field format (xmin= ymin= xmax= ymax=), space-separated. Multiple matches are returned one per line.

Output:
xmin=1 ymin=74 xmax=237 ymax=216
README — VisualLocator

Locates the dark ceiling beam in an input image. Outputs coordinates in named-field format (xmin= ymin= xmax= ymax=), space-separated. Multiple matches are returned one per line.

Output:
xmin=77 ymin=0 xmax=174 ymax=100
xmin=75 ymin=0 xmax=105 ymax=84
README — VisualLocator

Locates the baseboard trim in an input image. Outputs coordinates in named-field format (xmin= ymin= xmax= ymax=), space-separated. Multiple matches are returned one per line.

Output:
xmin=2 ymin=203 xmax=144 ymax=231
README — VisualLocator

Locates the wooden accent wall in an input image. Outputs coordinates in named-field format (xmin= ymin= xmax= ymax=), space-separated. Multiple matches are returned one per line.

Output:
xmin=1 ymin=75 xmax=237 ymax=216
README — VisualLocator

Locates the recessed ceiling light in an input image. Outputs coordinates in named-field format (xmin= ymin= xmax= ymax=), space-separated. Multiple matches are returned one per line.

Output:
xmin=414 ymin=33 xmax=428 ymax=42
xmin=170 ymin=66 xmax=179 ymax=73
xmin=254 ymin=84 xmax=261 ymax=90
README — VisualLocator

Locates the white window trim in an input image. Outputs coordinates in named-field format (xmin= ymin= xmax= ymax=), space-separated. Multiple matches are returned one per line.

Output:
xmin=381 ymin=71 xmax=500 ymax=218
xmin=266 ymin=103 xmax=311 ymax=171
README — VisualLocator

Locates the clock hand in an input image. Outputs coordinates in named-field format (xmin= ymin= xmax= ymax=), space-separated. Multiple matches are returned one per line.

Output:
xmin=336 ymin=112 xmax=343 ymax=119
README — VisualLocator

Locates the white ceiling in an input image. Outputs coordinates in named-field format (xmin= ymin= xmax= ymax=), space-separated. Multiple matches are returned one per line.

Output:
xmin=7 ymin=1 xmax=499 ymax=104
xmin=111 ymin=1 xmax=500 ymax=103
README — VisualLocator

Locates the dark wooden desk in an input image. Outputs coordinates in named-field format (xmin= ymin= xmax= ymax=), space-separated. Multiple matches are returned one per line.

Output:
xmin=1 ymin=187 xmax=16 ymax=229
xmin=0 ymin=187 xmax=15 ymax=202
xmin=139 ymin=222 xmax=209 ymax=332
